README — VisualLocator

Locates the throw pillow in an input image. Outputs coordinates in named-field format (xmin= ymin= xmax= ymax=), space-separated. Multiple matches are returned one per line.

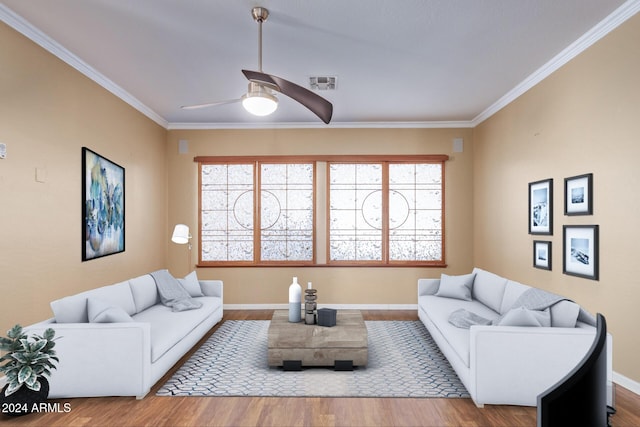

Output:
xmin=550 ymin=300 xmax=580 ymax=327
xmin=178 ymin=271 xmax=204 ymax=297
xmin=435 ymin=273 xmax=475 ymax=301
xmin=87 ymin=298 xmax=134 ymax=323
xmin=497 ymin=307 xmax=551 ymax=327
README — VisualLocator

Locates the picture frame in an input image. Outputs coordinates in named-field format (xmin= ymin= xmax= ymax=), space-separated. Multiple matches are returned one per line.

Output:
xmin=564 ymin=173 xmax=593 ymax=215
xmin=533 ymin=240 xmax=552 ymax=270
xmin=563 ymin=225 xmax=599 ymax=280
xmin=529 ymin=178 xmax=553 ymax=235
xmin=82 ymin=147 xmax=125 ymax=261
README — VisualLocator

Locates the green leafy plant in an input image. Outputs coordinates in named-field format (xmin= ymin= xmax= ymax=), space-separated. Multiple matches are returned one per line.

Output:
xmin=0 ymin=325 xmax=59 ymax=396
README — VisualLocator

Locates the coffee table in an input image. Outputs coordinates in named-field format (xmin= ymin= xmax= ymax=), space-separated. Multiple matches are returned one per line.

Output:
xmin=267 ymin=309 xmax=368 ymax=370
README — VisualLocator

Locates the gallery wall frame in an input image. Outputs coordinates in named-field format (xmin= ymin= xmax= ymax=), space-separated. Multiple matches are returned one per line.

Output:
xmin=564 ymin=173 xmax=593 ymax=215
xmin=563 ymin=225 xmax=599 ymax=280
xmin=533 ymin=240 xmax=552 ymax=270
xmin=529 ymin=178 xmax=553 ymax=235
xmin=82 ymin=147 xmax=125 ymax=261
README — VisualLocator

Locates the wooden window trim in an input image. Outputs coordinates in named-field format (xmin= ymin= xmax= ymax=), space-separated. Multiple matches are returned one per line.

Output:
xmin=196 ymin=155 xmax=448 ymax=267
xmin=325 ymin=160 xmax=446 ymax=267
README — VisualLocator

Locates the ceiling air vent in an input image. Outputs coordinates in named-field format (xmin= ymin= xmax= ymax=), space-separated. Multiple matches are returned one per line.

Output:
xmin=309 ymin=76 xmax=337 ymax=90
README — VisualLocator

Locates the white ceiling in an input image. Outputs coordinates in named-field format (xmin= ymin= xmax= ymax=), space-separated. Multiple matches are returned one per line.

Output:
xmin=1 ymin=0 xmax=638 ymax=128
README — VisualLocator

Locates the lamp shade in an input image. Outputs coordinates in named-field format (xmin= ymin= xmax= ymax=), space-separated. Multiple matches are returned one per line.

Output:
xmin=242 ymin=82 xmax=278 ymax=116
xmin=171 ymin=224 xmax=191 ymax=244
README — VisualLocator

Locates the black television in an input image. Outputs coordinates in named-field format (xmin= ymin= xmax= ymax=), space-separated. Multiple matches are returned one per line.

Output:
xmin=537 ymin=313 xmax=614 ymax=427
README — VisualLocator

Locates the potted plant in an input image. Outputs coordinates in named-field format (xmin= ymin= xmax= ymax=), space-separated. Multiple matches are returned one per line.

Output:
xmin=0 ymin=325 xmax=58 ymax=416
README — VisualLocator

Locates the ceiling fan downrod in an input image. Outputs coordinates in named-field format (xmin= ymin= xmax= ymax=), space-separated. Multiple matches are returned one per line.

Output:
xmin=251 ymin=7 xmax=269 ymax=72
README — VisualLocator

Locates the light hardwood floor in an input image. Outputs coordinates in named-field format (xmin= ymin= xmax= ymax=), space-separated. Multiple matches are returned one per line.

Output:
xmin=2 ymin=310 xmax=639 ymax=427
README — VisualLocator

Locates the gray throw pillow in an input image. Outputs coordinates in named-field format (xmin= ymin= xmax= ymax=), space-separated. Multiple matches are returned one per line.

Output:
xmin=87 ymin=298 xmax=134 ymax=323
xmin=435 ymin=273 xmax=475 ymax=301
xmin=497 ymin=306 xmax=551 ymax=327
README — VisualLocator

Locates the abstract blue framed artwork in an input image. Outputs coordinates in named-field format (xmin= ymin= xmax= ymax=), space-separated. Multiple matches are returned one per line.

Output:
xmin=82 ymin=147 xmax=125 ymax=261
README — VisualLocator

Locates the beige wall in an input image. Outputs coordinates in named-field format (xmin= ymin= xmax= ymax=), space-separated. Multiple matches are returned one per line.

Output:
xmin=166 ymin=128 xmax=475 ymax=306
xmin=473 ymin=14 xmax=640 ymax=382
xmin=0 ymin=23 xmax=168 ymax=334
xmin=4 ymin=8 xmax=639 ymax=387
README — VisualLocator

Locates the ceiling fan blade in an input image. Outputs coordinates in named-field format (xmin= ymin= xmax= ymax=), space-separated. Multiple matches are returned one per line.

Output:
xmin=241 ymin=70 xmax=280 ymax=91
xmin=180 ymin=98 xmax=241 ymax=110
xmin=242 ymin=70 xmax=333 ymax=124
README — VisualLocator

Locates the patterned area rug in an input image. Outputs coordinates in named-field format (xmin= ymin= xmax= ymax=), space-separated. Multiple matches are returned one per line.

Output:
xmin=157 ymin=320 xmax=469 ymax=398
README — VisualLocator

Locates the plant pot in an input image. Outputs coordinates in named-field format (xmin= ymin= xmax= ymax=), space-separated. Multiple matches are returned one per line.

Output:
xmin=0 ymin=377 xmax=49 ymax=417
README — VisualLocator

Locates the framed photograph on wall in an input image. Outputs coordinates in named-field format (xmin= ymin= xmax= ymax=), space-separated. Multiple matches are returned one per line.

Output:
xmin=563 ymin=225 xmax=599 ymax=280
xmin=82 ymin=147 xmax=125 ymax=261
xmin=565 ymin=173 xmax=593 ymax=215
xmin=533 ymin=240 xmax=552 ymax=270
xmin=529 ymin=178 xmax=553 ymax=235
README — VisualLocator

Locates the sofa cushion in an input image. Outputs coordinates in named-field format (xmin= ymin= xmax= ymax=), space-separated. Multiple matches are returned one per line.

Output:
xmin=178 ymin=271 xmax=204 ymax=297
xmin=499 ymin=280 xmax=531 ymax=314
xmin=51 ymin=281 xmax=136 ymax=323
xmin=87 ymin=298 xmax=134 ymax=323
xmin=419 ymin=295 xmax=501 ymax=367
xmin=497 ymin=307 xmax=551 ymax=327
xmin=550 ymin=300 xmax=581 ymax=327
xmin=472 ymin=268 xmax=508 ymax=313
xmin=435 ymin=273 xmax=475 ymax=301
xmin=129 ymin=274 xmax=159 ymax=313
xmin=132 ymin=296 xmax=222 ymax=362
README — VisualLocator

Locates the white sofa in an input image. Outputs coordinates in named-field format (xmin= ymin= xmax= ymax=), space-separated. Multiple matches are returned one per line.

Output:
xmin=25 ymin=270 xmax=223 ymax=399
xmin=418 ymin=267 xmax=612 ymax=407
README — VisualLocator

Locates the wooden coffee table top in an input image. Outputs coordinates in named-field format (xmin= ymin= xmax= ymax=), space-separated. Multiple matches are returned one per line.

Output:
xmin=268 ymin=309 xmax=367 ymax=349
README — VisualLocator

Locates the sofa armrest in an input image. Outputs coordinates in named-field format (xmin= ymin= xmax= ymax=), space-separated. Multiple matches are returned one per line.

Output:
xmin=418 ymin=278 xmax=440 ymax=296
xmin=25 ymin=319 xmax=152 ymax=399
xmin=469 ymin=325 xmax=611 ymax=406
xmin=200 ymin=280 xmax=223 ymax=299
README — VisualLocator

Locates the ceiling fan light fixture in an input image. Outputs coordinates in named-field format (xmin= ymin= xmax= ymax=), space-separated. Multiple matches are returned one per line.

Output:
xmin=242 ymin=82 xmax=278 ymax=116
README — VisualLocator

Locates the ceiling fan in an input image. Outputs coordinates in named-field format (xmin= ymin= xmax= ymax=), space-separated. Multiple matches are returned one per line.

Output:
xmin=181 ymin=7 xmax=333 ymax=124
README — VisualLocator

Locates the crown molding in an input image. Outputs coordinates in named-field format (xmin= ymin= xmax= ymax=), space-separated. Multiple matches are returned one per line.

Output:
xmin=0 ymin=4 xmax=168 ymax=129
xmin=167 ymin=120 xmax=475 ymax=130
xmin=472 ymin=0 xmax=640 ymax=126
xmin=3 ymin=1 xmax=638 ymax=131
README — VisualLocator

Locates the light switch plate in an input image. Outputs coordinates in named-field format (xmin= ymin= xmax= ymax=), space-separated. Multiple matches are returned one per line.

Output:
xmin=0 ymin=143 xmax=6 ymax=159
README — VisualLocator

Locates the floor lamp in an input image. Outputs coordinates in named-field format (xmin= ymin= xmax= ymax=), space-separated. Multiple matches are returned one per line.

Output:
xmin=171 ymin=224 xmax=192 ymax=275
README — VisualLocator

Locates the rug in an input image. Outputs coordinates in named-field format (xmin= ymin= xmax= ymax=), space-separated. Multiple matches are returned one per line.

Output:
xmin=156 ymin=320 xmax=470 ymax=398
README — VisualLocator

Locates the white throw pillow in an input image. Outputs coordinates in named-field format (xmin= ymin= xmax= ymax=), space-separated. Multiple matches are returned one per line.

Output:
xmin=178 ymin=271 xmax=204 ymax=297
xmin=550 ymin=300 xmax=580 ymax=327
xmin=435 ymin=273 xmax=475 ymax=301
xmin=497 ymin=307 xmax=551 ymax=327
xmin=87 ymin=298 xmax=134 ymax=323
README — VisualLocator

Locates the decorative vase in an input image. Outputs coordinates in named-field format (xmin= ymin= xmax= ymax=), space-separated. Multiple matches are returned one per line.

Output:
xmin=288 ymin=277 xmax=301 ymax=322
xmin=0 ymin=377 xmax=49 ymax=417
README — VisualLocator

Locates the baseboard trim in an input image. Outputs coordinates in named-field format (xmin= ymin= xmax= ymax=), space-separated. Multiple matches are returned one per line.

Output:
xmin=613 ymin=371 xmax=640 ymax=396
xmin=224 ymin=303 xmax=418 ymax=310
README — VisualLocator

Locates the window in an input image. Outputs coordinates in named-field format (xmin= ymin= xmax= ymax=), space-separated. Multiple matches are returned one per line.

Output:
xmin=199 ymin=160 xmax=314 ymax=265
xmin=328 ymin=161 xmax=444 ymax=265
xmin=196 ymin=155 xmax=446 ymax=267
